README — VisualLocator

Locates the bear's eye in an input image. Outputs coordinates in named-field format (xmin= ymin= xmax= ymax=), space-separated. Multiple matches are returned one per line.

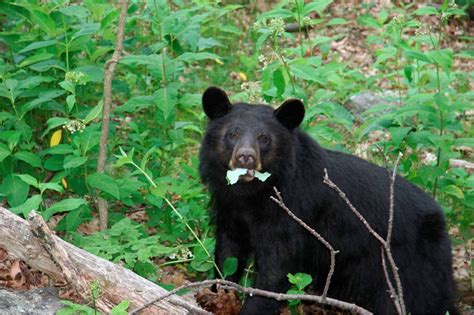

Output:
xmin=227 ymin=129 xmax=239 ymax=140
xmin=258 ymin=134 xmax=270 ymax=144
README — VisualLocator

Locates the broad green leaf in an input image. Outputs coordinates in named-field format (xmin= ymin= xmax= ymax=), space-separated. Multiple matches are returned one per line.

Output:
xmin=14 ymin=151 xmax=42 ymax=168
xmin=59 ymin=80 xmax=75 ymax=94
xmin=39 ymin=182 xmax=63 ymax=194
xmin=43 ymin=198 xmax=87 ymax=221
xmin=0 ymin=174 xmax=29 ymax=207
xmin=441 ymin=185 xmax=464 ymax=199
xmin=29 ymin=9 xmax=56 ymax=36
xmin=427 ymin=49 xmax=452 ymax=74
xmin=302 ymin=0 xmax=333 ymax=15
xmin=63 ymin=156 xmax=88 ymax=169
xmin=9 ymin=194 xmax=42 ymax=217
xmin=66 ymin=95 xmax=76 ymax=112
xmin=261 ymin=8 xmax=293 ymax=18
xmin=15 ymin=174 xmax=39 ymax=188
xmin=223 ymin=257 xmax=238 ymax=277
xmin=59 ymin=5 xmax=89 ymax=19
xmin=42 ymin=144 xmax=74 ymax=155
xmin=87 ymin=173 xmax=120 ymax=200
xmin=414 ymin=6 xmax=439 ymax=16
xmin=177 ymin=52 xmax=221 ymax=63
xmin=84 ymin=100 xmax=103 ymax=123
xmin=0 ymin=144 xmax=10 ymax=163
xmin=273 ymin=68 xmax=285 ymax=98
xmin=19 ymin=53 xmax=54 ymax=68
xmin=114 ymin=96 xmax=154 ymax=113
xmin=19 ymin=40 xmax=58 ymax=54
xmin=404 ymin=50 xmax=432 ymax=63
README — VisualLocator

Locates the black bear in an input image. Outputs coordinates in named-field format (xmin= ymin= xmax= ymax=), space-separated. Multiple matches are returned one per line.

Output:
xmin=199 ymin=86 xmax=456 ymax=314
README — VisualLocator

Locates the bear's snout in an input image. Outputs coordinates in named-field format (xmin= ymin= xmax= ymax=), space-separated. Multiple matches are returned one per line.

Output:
xmin=236 ymin=148 xmax=256 ymax=169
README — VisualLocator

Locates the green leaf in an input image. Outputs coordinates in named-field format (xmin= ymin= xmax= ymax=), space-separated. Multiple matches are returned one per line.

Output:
xmin=43 ymin=198 xmax=87 ymax=221
xmin=414 ymin=6 xmax=439 ymax=16
xmin=39 ymin=182 xmax=64 ymax=194
xmin=42 ymin=144 xmax=74 ymax=155
xmin=223 ymin=257 xmax=238 ymax=277
xmin=0 ymin=174 xmax=29 ymax=207
xmin=19 ymin=40 xmax=58 ymax=54
xmin=63 ymin=156 xmax=88 ymax=169
xmin=59 ymin=80 xmax=75 ymax=94
xmin=14 ymin=151 xmax=42 ymax=168
xmin=177 ymin=52 xmax=221 ymax=63
xmin=302 ymin=0 xmax=333 ymax=15
xmin=0 ymin=144 xmax=11 ymax=163
xmin=404 ymin=50 xmax=432 ymax=63
xmin=404 ymin=65 xmax=413 ymax=83
xmin=15 ymin=174 xmax=39 ymax=188
xmin=114 ymin=96 xmax=154 ymax=113
xmin=87 ymin=173 xmax=120 ymax=200
xmin=273 ymin=68 xmax=285 ymax=98
xmin=287 ymin=272 xmax=313 ymax=290
xmin=289 ymin=64 xmax=320 ymax=82
xmin=29 ymin=9 xmax=57 ymax=36
xmin=110 ymin=300 xmax=130 ymax=315
xmin=19 ymin=53 xmax=54 ymax=68
xmin=66 ymin=95 xmax=76 ymax=112
xmin=59 ymin=5 xmax=89 ymax=19
xmin=9 ymin=194 xmax=42 ymax=217
xmin=427 ymin=49 xmax=453 ymax=74
xmin=84 ymin=100 xmax=103 ymax=123
xmin=441 ymin=185 xmax=464 ymax=199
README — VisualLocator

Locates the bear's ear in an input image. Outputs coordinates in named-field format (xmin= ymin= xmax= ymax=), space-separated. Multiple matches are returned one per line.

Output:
xmin=202 ymin=86 xmax=232 ymax=119
xmin=274 ymin=99 xmax=305 ymax=129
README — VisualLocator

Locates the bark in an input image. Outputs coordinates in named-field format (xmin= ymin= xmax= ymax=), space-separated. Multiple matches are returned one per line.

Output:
xmin=0 ymin=206 xmax=204 ymax=314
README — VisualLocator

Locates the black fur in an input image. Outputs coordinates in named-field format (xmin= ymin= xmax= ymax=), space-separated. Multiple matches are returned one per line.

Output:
xmin=199 ymin=87 xmax=456 ymax=315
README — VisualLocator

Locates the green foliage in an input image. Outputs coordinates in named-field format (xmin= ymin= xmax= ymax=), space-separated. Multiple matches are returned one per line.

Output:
xmin=286 ymin=272 xmax=313 ymax=311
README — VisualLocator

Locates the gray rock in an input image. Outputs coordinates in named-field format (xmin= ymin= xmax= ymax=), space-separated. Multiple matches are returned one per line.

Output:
xmin=0 ymin=288 xmax=63 ymax=315
xmin=344 ymin=91 xmax=399 ymax=121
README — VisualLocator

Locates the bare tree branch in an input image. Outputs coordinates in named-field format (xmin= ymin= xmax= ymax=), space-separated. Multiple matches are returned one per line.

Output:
xmin=323 ymin=163 xmax=406 ymax=315
xmin=381 ymin=248 xmax=401 ymax=314
xmin=27 ymin=211 xmax=111 ymax=312
xmin=129 ymin=279 xmax=372 ymax=315
xmin=96 ymin=0 xmax=129 ymax=231
xmin=270 ymin=187 xmax=339 ymax=300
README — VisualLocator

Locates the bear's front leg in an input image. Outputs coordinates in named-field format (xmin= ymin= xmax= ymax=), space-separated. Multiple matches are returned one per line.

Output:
xmin=239 ymin=248 xmax=292 ymax=315
xmin=215 ymin=224 xmax=251 ymax=283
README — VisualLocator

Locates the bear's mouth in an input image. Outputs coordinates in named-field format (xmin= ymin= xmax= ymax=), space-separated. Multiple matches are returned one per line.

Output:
xmin=240 ymin=169 xmax=255 ymax=182
xmin=226 ymin=168 xmax=272 ymax=185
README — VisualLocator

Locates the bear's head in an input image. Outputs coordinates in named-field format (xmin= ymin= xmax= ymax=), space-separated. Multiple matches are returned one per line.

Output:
xmin=199 ymin=86 xmax=304 ymax=194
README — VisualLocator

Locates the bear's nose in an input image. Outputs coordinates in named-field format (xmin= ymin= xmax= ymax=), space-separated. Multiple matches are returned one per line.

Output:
xmin=236 ymin=148 xmax=256 ymax=169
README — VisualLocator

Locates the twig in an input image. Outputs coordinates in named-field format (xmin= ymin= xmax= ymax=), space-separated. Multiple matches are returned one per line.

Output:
xmin=270 ymin=187 xmax=339 ymax=300
xmin=381 ymin=248 xmax=400 ymax=314
xmin=323 ymin=165 xmax=406 ymax=315
xmin=27 ymin=211 xmax=111 ymax=312
xmin=96 ymin=0 xmax=129 ymax=231
xmin=129 ymin=279 xmax=372 ymax=315
xmin=386 ymin=152 xmax=403 ymax=245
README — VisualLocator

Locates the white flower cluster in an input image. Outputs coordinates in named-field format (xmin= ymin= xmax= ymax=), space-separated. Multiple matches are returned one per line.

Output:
xmin=254 ymin=18 xmax=286 ymax=37
xmin=241 ymin=81 xmax=262 ymax=103
xmin=65 ymin=71 xmax=86 ymax=84
xmin=390 ymin=14 xmax=406 ymax=29
xmin=63 ymin=119 xmax=85 ymax=134
xmin=168 ymin=248 xmax=193 ymax=260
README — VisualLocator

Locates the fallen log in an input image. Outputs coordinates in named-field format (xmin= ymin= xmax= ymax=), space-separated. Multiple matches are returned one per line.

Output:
xmin=0 ymin=206 xmax=206 ymax=314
